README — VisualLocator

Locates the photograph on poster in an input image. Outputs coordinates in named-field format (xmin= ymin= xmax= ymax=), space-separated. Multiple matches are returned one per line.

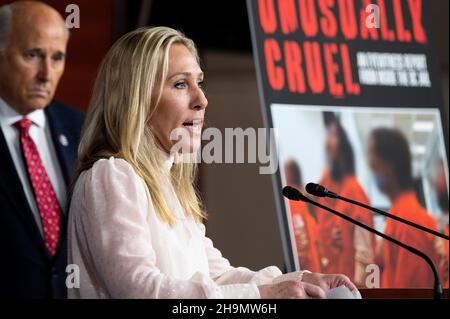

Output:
xmin=272 ymin=104 xmax=449 ymax=289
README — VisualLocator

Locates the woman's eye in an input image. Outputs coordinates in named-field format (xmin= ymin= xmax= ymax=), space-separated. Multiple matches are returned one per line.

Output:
xmin=174 ymin=81 xmax=187 ymax=89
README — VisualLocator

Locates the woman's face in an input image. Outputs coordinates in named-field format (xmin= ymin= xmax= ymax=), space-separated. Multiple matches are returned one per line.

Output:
xmin=149 ymin=44 xmax=207 ymax=154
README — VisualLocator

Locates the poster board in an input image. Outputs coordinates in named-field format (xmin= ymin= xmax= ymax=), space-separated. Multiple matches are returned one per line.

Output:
xmin=247 ymin=0 xmax=449 ymax=289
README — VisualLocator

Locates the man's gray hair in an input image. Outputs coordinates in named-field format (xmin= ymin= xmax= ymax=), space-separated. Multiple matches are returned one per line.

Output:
xmin=0 ymin=3 xmax=70 ymax=55
xmin=0 ymin=4 xmax=12 ymax=54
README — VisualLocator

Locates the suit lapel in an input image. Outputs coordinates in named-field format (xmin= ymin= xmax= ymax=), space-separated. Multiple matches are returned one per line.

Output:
xmin=44 ymin=103 xmax=77 ymax=258
xmin=44 ymin=104 xmax=77 ymax=186
xmin=0 ymin=129 xmax=50 ymax=258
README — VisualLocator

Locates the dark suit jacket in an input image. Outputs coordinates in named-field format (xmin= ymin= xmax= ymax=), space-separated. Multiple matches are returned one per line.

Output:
xmin=0 ymin=101 xmax=84 ymax=298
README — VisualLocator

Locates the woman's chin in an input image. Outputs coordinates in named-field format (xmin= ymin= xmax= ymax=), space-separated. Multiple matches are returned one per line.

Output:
xmin=176 ymin=140 xmax=201 ymax=155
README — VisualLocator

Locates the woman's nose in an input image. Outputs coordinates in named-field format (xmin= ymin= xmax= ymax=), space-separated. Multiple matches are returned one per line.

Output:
xmin=192 ymin=88 xmax=208 ymax=110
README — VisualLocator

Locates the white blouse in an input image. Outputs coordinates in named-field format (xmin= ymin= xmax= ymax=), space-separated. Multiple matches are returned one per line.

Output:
xmin=68 ymin=156 xmax=283 ymax=298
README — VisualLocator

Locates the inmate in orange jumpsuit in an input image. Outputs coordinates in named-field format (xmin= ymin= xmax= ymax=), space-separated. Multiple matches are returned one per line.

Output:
xmin=289 ymin=200 xmax=321 ymax=272
xmin=381 ymin=191 xmax=440 ymax=288
xmin=316 ymin=170 xmax=375 ymax=283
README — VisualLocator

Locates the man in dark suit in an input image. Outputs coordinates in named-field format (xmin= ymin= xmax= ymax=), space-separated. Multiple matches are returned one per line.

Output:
xmin=0 ymin=1 xmax=84 ymax=298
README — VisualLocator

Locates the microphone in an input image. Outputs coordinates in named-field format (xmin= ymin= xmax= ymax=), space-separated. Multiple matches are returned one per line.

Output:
xmin=283 ymin=185 xmax=309 ymax=201
xmin=282 ymin=185 xmax=444 ymax=299
xmin=305 ymin=182 xmax=449 ymax=241
xmin=305 ymin=182 xmax=338 ymax=198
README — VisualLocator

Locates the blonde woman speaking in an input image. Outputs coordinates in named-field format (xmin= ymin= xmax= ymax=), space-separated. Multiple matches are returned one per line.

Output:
xmin=68 ymin=26 xmax=357 ymax=299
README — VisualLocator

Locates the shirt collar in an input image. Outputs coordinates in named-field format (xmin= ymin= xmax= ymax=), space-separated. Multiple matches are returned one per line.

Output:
xmin=0 ymin=96 xmax=46 ymax=129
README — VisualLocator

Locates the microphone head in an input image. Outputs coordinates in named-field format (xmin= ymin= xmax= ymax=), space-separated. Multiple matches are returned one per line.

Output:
xmin=305 ymin=183 xmax=327 ymax=197
xmin=282 ymin=186 xmax=308 ymax=202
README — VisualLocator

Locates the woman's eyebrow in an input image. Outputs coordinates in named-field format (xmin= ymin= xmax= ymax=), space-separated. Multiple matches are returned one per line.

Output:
xmin=168 ymin=71 xmax=204 ymax=79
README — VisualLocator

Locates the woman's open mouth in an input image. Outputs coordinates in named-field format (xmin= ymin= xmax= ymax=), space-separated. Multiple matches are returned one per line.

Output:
xmin=182 ymin=119 xmax=203 ymax=131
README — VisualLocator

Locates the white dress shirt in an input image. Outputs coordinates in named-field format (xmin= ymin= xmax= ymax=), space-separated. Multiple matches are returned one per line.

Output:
xmin=0 ymin=97 xmax=67 ymax=238
xmin=68 ymin=155 xmax=284 ymax=298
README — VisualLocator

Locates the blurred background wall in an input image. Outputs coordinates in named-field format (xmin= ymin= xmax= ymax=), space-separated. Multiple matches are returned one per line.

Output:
xmin=0 ymin=0 xmax=447 ymax=271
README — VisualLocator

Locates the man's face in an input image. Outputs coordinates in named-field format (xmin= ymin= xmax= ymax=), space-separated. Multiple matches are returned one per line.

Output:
xmin=284 ymin=165 xmax=294 ymax=187
xmin=325 ymin=122 xmax=339 ymax=164
xmin=0 ymin=13 xmax=67 ymax=115
xmin=368 ymin=136 xmax=391 ymax=194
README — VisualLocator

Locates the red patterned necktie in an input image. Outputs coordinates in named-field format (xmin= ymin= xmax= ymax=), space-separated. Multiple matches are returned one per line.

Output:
xmin=14 ymin=118 xmax=62 ymax=257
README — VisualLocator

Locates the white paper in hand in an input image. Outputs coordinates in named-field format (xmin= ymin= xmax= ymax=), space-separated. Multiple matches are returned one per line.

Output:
xmin=326 ymin=285 xmax=362 ymax=299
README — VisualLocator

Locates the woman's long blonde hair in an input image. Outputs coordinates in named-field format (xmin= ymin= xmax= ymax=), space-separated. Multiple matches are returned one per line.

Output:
xmin=74 ymin=26 xmax=206 ymax=226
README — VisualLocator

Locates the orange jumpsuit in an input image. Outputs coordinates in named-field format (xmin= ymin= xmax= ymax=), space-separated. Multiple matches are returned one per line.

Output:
xmin=381 ymin=191 xmax=440 ymax=288
xmin=289 ymin=200 xmax=321 ymax=272
xmin=445 ymin=225 xmax=449 ymax=259
xmin=316 ymin=171 xmax=375 ymax=282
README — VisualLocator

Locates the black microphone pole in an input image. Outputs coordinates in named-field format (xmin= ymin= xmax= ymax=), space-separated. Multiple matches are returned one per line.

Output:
xmin=282 ymin=186 xmax=444 ymax=299
xmin=305 ymin=183 xmax=449 ymax=241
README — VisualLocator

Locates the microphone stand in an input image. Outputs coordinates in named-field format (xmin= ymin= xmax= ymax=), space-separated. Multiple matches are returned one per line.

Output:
xmin=337 ymin=194 xmax=448 ymax=241
xmin=284 ymin=187 xmax=443 ymax=299
xmin=306 ymin=183 xmax=449 ymax=240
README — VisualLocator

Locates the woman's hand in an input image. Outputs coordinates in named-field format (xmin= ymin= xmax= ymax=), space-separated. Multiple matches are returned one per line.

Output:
xmin=258 ymin=280 xmax=326 ymax=299
xmin=301 ymin=272 xmax=357 ymax=292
